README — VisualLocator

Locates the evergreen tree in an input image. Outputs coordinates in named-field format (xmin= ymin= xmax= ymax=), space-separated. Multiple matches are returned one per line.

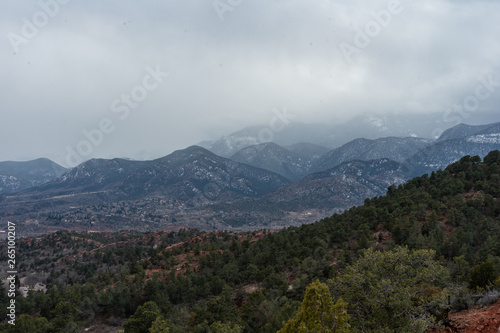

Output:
xmin=5 ymin=314 xmax=50 ymax=333
xmin=124 ymin=301 xmax=161 ymax=333
xmin=209 ymin=321 xmax=243 ymax=333
xmin=331 ymin=247 xmax=451 ymax=332
xmin=278 ymin=280 xmax=350 ymax=333
xmin=469 ymin=261 xmax=495 ymax=290
xmin=149 ymin=316 xmax=170 ymax=333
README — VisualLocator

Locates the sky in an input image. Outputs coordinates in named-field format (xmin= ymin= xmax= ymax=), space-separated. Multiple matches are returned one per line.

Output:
xmin=1 ymin=0 xmax=500 ymax=167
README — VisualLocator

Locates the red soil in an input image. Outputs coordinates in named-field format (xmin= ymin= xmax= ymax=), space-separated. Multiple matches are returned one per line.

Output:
xmin=433 ymin=298 xmax=500 ymax=333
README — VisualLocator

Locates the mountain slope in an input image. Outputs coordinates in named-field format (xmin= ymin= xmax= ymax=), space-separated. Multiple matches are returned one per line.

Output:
xmin=0 ymin=158 xmax=68 ymax=194
xmin=306 ymin=158 xmax=405 ymax=182
xmin=284 ymin=142 xmax=329 ymax=161
xmin=437 ymin=122 xmax=500 ymax=141
xmin=406 ymin=122 xmax=500 ymax=177
xmin=314 ymin=137 xmax=432 ymax=172
xmin=117 ymin=146 xmax=291 ymax=201
xmin=15 ymin=146 xmax=291 ymax=205
xmin=26 ymin=158 xmax=151 ymax=195
xmin=230 ymin=142 xmax=312 ymax=181
xmin=405 ymin=138 xmax=500 ymax=177
xmin=215 ymin=158 xmax=406 ymax=219
xmin=266 ymin=158 xmax=406 ymax=209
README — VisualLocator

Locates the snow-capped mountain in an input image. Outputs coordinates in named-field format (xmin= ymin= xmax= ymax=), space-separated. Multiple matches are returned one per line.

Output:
xmin=437 ymin=122 xmax=500 ymax=141
xmin=230 ymin=142 xmax=313 ymax=181
xmin=0 ymin=158 xmax=68 ymax=194
xmin=200 ymin=113 xmax=451 ymax=157
xmin=314 ymin=137 xmax=432 ymax=172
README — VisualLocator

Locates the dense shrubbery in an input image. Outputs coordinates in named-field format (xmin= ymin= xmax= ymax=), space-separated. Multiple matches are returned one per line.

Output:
xmin=1 ymin=151 xmax=500 ymax=332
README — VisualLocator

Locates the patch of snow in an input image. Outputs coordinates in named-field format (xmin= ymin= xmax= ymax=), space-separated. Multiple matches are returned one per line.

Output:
xmin=466 ymin=133 xmax=500 ymax=144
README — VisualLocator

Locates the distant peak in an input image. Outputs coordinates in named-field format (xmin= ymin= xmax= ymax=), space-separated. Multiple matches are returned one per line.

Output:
xmin=156 ymin=145 xmax=218 ymax=162
xmin=178 ymin=145 xmax=214 ymax=155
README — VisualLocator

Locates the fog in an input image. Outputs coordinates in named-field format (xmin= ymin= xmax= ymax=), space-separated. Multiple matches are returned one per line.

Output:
xmin=1 ymin=0 xmax=499 ymax=166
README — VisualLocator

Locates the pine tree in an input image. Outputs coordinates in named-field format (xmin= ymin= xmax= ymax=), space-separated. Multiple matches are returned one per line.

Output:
xmin=278 ymin=280 xmax=350 ymax=333
xmin=149 ymin=316 xmax=170 ymax=333
xmin=209 ymin=321 xmax=243 ymax=333
xmin=124 ymin=301 xmax=161 ymax=333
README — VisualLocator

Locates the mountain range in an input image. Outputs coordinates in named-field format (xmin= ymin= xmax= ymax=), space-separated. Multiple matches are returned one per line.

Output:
xmin=313 ymin=137 xmax=432 ymax=172
xmin=19 ymin=146 xmax=290 ymax=203
xmin=198 ymin=113 xmax=449 ymax=157
xmin=2 ymin=121 xmax=500 ymax=234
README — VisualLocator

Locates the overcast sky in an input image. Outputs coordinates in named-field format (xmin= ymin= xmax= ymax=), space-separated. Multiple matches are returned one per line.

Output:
xmin=1 ymin=0 xmax=500 ymax=167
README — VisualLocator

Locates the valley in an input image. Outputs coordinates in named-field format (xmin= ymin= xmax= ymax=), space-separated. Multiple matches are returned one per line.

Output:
xmin=2 ymin=121 xmax=500 ymax=237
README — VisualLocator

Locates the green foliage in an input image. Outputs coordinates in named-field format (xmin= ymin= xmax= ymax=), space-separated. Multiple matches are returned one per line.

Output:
xmin=278 ymin=280 xmax=350 ymax=333
xmin=330 ymin=247 xmax=451 ymax=332
xmin=449 ymin=255 xmax=470 ymax=282
xmin=469 ymin=261 xmax=495 ymax=290
xmin=124 ymin=301 xmax=161 ymax=333
xmin=191 ymin=286 xmax=239 ymax=329
xmin=240 ymin=291 xmax=300 ymax=332
xmin=5 ymin=315 xmax=50 ymax=333
xmin=483 ymin=150 xmax=500 ymax=165
xmin=209 ymin=321 xmax=243 ymax=333
xmin=149 ymin=316 xmax=171 ymax=333
xmin=50 ymin=301 xmax=79 ymax=332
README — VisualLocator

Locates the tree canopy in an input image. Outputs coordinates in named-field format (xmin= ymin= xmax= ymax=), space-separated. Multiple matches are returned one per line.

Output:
xmin=330 ymin=247 xmax=451 ymax=332
xmin=279 ymin=280 xmax=350 ymax=333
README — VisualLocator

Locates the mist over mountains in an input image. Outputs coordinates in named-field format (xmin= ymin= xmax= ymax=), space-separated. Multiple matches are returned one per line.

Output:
xmin=199 ymin=113 xmax=449 ymax=157
xmin=2 ymin=120 xmax=500 ymax=234
xmin=199 ymin=112 xmax=500 ymax=157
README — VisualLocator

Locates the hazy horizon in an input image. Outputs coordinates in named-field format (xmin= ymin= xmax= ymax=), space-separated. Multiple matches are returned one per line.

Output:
xmin=2 ymin=0 xmax=499 ymax=167
xmin=2 ymin=114 xmax=500 ymax=168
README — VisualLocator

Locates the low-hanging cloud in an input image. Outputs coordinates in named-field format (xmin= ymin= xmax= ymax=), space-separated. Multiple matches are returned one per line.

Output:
xmin=1 ymin=0 xmax=499 ymax=166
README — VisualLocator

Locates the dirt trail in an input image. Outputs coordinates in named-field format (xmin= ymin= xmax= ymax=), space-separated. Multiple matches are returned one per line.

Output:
xmin=434 ymin=298 xmax=500 ymax=333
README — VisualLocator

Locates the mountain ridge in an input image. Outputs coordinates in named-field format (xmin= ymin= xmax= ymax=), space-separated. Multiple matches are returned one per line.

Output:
xmin=230 ymin=142 xmax=312 ymax=181
xmin=15 ymin=146 xmax=291 ymax=205
xmin=0 ymin=158 xmax=68 ymax=194
xmin=314 ymin=136 xmax=432 ymax=172
xmin=199 ymin=113 xmax=450 ymax=157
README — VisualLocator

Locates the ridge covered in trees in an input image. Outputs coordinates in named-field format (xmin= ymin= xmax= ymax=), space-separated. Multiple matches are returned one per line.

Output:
xmin=1 ymin=151 xmax=500 ymax=332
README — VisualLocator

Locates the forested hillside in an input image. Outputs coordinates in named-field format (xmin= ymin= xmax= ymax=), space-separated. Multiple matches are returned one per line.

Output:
xmin=1 ymin=151 xmax=500 ymax=332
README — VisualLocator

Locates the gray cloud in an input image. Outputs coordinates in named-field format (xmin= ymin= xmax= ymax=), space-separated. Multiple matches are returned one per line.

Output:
xmin=1 ymin=0 xmax=499 ymax=166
